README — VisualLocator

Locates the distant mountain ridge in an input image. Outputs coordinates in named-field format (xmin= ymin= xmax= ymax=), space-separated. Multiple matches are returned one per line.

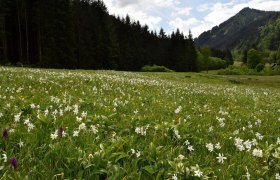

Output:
xmin=195 ymin=7 xmax=280 ymax=51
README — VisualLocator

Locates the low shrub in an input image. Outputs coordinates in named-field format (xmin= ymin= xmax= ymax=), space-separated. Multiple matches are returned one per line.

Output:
xmin=141 ymin=65 xmax=174 ymax=72
xmin=255 ymin=63 xmax=265 ymax=72
xmin=218 ymin=64 xmax=280 ymax=76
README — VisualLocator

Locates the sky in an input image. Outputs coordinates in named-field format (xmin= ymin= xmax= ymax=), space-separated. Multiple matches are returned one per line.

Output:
xmin=102 ymin=0 xmax=280 ymax=37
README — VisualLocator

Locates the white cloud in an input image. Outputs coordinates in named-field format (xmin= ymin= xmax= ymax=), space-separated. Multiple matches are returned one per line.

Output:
xmin=197 ymin=4 xmax=211 ymax=12
xmin=169 ymin=17 xmax=199 ymax=32
xmin=171 ymin=7 xmax=192 ymax=17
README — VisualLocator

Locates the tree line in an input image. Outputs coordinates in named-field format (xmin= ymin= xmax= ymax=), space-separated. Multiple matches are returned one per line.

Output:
xmin=0 ymin=0 xmax=230 ymax=72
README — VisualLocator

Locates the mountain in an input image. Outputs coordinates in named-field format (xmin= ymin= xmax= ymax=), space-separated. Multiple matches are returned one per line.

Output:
xmin=195 ymin=7 xmax=280 ymax=51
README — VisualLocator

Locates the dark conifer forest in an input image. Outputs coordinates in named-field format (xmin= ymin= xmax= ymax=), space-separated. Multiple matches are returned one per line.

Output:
xmin=0 ymin=0 xmax=202 ymax=72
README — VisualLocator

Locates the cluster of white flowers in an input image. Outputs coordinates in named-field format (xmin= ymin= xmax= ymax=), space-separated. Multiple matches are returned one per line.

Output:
xmin=135 ymin=126 xmax=148 ymax=136
xmin=50 ymin=130 xmax=58 ymax=140
xmin=234 ymin=138 xmax=258 ymax=152
xmin=216 ymin=116 xmax=225 ymax=127
xmin=206 ymin=142 xmax=221 ymax=152
xmin=78 ymin=123 xmax=86 ymax=131
xmin=255 ymin=132 xmax=263 ymax=140
xmin=252 ymin=148 xmax=263 ymax=158
xmin=14 ymin=112 xmax=22 ymax=122
xmin=174 ymin=129 xmax=181 ymax=139
xmin=184 ymin=140 xmax=194 ymax=152
xmin=130 ymin=149 xmax=141 ymax=157
xmin=90 ymin=125 xmax=98 ymax=134
xmin=174 ymin=106 xmax=182 ymax=114
xmin=24 ymin=118 xmax=35 ymax=132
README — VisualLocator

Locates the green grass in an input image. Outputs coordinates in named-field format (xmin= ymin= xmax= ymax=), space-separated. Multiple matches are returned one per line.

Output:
xmin=0 ymin=66 xmax=279 ymax=179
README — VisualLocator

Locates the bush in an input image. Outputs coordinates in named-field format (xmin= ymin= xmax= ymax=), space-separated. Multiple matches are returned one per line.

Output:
xmin=217 ymin=65 xmax=256 ymax=75
xmin=218 ymin=64 xmax=280 ymax=76
xmin=247 ymin=49 xmax=261 ymax=69
xmin=208 ymin=57 xmax=227 ymax=70
xmin=217 ymin=69 xmax=241 ymax=75
xmin=141 ymin=65 xmax=174 ymax=72
xmin=255 ymin=63 xmax=265 ymax=72
xmin=16 ymin=62 xmax=24 ymax=67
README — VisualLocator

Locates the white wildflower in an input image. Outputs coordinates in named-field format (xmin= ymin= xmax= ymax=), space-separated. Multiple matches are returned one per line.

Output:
xmin=252 ymin=148 xmax=263 ymax=158
xmin=27 ymin=123 xmax=35 ymax=132
xmin=81 ymin=111 xmax=87 ymax=118
xmin=251 ymin=139 xmax=258 ymax=146
xmin=245 ymin=172 xmax=250 ymax=180
xmin=178 ymin=154 xmax=185 ymax=160
xmin=206 ymin=143 xmax=214 ymax=152
xmin=14 ymin=113 xmax=22 ymax=122
xmin=171 ymin=174 xmax=178 ymax=180
xmin=216 ymin=153 xmax=227 ymax=164
xmin=215 ymin=143 xmax=221 ymax=150
xmin=276 ymin=173 xmax=280 ymax=180
xmin=174 ymin=129 xmax=181 ymax=139
xmin=30 ymin=103 xmax=36 ymax=109
xmin=18 ymin=139 xmax=24 ymax=148
xmin=90 ymin=125 xmax=98 ymax=134
xmin=76 ymin=116 xmax=82 ymax=122
xmin=233 ymin=130 xmax=239 ymax=135
xmin=2 ymin=154 xmax=7 ymax=162
xmin=44 ymin=109 xmax=49 ymax=116
xmin=73 ymin=130 xmax=79 ymax=137
xmin=136 ymin=151 xmax=141 ymax=157
xmin=135 ymin=126 xmax=147 ymax=136
xmin=131 ymin=149 xmax=136 ymax=154
xmin=194 ymin=169 xmax=203 ymax=177
xmin=184 ymin=140 xmax=190 ymax=146
xmin=78 ymin=123 xmax=86 ymax=130
xmin=174 ymin=106 xmax=182 ymax=114
xmin=24 ymin=118 xmax=30 ymax=125
xmin=188 ymin=145 xmax=194 ymax=152
xmin=50 ymin=131 xmax=58 ymax=140
xmin=255 ymin=132 xmax=263 ymax=140
xmin=243 ymin=140 xmax=252 ymax=151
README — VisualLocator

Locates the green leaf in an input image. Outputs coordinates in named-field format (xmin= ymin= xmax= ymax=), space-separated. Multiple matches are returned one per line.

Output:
xmin=143 ymin=165 xmax=158 ymax=175
xmin=115 ymin=153 xmax=129 ymax=163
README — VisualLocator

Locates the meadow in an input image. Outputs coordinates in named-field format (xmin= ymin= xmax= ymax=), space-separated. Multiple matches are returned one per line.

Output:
xmin=0 ymin=66 xmax=279 ymax=179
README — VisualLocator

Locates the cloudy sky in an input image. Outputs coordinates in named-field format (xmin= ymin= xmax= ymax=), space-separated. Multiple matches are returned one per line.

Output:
xmin=102 ymin=0 xmax=280 ymax=37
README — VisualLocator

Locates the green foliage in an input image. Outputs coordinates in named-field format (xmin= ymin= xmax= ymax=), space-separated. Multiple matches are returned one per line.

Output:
xmin=259 ymin=16 xmax=280 ymax=50
xmin=218 ymin=65 xmax=255 ymax=75
xmin=208 ymin=57 xmax=227 ymax=70
xmin=197 ymin=48 xmax=227 ymax=71
xmin=277 ymin=46 xmax=280 ymax=64
xmin=218 ymin=64 xmax=280 ymax=75
xmin=141 ymin=65 xmax=174 ymax=72
xmin=247 ymin=49 xmax=262 ymax=69
xmin=255 ymin=63 xmax=265 ymax=72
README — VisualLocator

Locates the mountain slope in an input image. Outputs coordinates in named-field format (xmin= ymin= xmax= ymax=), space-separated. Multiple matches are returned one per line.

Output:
xmin=195 ymin=7 xmax=280 ymax=51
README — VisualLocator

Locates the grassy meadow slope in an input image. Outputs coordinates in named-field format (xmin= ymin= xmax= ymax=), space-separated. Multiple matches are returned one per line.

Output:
xmin=0 ymin=67 xmax=279 ymax=179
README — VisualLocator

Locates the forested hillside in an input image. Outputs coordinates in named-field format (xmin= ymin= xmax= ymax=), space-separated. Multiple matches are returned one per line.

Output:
xmin=195 ymin=8 xmax=280 ymax=51
xmin=0 ymin=0 xmax=199 ymax=72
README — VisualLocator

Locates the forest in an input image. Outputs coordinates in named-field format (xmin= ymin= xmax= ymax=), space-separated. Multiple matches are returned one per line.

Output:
xmin=0 ymin=0 xmax=232 ymax=72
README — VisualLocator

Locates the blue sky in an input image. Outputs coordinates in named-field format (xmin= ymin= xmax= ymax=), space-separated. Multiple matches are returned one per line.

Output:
xmin=102 ymin=0 xmax=280 ymax=37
